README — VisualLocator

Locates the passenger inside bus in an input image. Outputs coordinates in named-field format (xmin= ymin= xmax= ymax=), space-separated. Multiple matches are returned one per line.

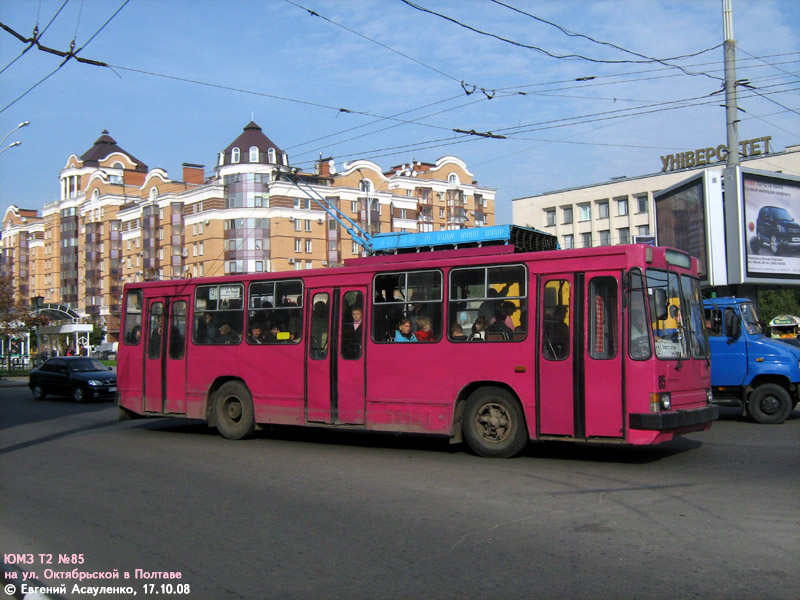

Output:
xmin=394 ymin=318 xmax=417 ymax=342
xmin=247 ymin=323 xmax=266 ymax=344
xmin=196 ymin=313 xmax=216 ymax=343
xmin=128 ymin=325 xmax=142 ymax=344
xmin=450 ymin=323 xmax=467 ymax=341
xmin=342 ymin=306 xmax=364 ymax=358
xmin=310 ymin=300 xmax=329 ymax=355
xmin=215 ymin=323 xmax=240 ymax=344
xmin=415 ymin=316 xmax=433 ymax=341
xmin=543 ymin=304 xmax=570 ymax=359
xmin=486 ymin=305 xmax=514 ymax=340
xmin=470 ymin=316 xmax=489 ymax=340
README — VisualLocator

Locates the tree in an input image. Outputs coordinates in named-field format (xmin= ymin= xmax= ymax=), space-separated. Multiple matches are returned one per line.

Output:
xmin=0 ymin=274 xmax=48 ymax=372
xmin=757 ymin=288 xmax=800 ymax=324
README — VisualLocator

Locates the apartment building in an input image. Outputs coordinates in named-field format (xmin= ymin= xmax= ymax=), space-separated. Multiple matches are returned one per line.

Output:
xmin=1 ymin=121 xmax=495 ymax=343
xmin=513 ymin=140 xmax=800 ymax=250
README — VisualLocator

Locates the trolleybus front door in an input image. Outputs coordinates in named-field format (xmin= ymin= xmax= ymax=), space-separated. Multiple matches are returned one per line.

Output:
xmin=306 ymin=287 xmax=367 ymax=425
xmin=538 ymin=273 xmax=624 ymax=439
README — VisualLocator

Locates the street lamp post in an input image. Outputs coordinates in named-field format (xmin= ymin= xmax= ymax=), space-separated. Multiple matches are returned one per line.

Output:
xmin=0 ymin=121 xmax=29 ymax=158
xmin=1 ymin=121 xmax=30 ymax=147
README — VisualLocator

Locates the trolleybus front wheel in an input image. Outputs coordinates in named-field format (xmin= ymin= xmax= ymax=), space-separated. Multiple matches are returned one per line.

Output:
xmin=214 ymin=381 xmax=256 ymax=440
xmin=462 ymin=387 xmax=528 ymax=458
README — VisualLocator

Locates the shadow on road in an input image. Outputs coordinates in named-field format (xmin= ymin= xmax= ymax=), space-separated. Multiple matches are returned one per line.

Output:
xmin=130 ymin=416 xmax=705 ymax=463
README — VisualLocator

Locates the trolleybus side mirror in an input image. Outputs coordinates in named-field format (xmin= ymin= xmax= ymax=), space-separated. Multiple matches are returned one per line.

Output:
xmin=653 ymin=289 xmax=668 ymax=321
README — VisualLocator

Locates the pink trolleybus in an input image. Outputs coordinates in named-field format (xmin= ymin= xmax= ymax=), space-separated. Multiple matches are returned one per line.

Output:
xmin=117 ymin=242 xmax=716 ymax=457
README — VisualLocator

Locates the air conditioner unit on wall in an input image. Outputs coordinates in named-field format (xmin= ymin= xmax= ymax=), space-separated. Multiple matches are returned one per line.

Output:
xmin=322 ymin=261 xmax=328 ymax=266
xmin=288 ymin=258 xmax=295 ymax=264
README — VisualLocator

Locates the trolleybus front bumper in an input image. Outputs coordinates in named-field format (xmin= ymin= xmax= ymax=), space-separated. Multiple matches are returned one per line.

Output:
xmin=629 ymin=405 xmax=719 ymax=430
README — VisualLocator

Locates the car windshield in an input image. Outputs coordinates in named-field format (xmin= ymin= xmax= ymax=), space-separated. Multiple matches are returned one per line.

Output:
xmin=69 ymin=359 xmax=107 ymax=372
xmin=740 ymin=303 xmax=765 ymax=336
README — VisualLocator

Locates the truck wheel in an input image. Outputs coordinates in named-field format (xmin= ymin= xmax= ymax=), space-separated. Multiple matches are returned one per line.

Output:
xmin=214 ymin=381 xmax=256 ymax=440
xmin=748 ymin=384 xmax=792 ymax=424
xmin=462 ymin=387 xmax=528 ymax=458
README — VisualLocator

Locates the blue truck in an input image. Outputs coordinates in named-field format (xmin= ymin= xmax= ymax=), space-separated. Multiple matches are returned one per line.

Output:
xmin=703 ymin=297 xmax=800 ymax=424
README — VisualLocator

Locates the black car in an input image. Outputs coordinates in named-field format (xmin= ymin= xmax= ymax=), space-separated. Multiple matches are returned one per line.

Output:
xmin=753 ymin=205 xmax=800 ymax=255
xmin=29 ymin=357 xmax=117 ymax=402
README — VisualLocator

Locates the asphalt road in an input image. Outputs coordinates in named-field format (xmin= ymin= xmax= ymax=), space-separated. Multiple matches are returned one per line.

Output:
xmin=1 ymin=387 xmax=798 ymax=600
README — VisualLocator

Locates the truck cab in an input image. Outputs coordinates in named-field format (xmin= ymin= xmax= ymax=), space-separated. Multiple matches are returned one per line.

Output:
xmin=703 ymin=297 xmax=800 ymax=424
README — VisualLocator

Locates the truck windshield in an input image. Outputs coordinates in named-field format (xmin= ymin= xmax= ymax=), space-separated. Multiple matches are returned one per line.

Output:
xmin=645 ymin=269 xmax=709 ymax=360
xmin=740 ymin=302 xmax=765 ymax=335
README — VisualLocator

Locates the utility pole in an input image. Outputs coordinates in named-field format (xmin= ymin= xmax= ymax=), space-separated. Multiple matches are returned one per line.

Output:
xmin=721 ymin=0 xmax=753 ymax=300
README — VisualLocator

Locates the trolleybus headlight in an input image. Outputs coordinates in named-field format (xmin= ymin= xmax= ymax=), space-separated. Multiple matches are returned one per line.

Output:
xmin=650 ymin=392 xmax=671 ymax=412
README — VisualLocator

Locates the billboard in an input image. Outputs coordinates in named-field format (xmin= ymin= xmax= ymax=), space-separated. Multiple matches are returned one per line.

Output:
xmin=742 ymin=171 xmax=800 ymax=281
xmin=654 ymin=169 xmax=726 ymax=286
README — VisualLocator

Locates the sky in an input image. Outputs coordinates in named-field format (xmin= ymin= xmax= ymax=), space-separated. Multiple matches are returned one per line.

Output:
xmin=0 ymin=0 xmax=798 ymax=228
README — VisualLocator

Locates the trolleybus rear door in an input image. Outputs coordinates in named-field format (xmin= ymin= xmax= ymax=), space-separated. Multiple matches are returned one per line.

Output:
xmin=164 ymin=297 xmax=189 ymax=414
xmin=144 ymin=296 xmax=189 ymax=414
xmin=144 ymin=298 xmax=165 ymax=413
xmin=306 ymin=287 xmax=367 ymax=425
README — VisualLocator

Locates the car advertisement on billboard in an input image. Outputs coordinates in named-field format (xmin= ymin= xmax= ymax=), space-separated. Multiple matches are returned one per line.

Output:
xmin=745 ymin=173 xmax=800 ymax=280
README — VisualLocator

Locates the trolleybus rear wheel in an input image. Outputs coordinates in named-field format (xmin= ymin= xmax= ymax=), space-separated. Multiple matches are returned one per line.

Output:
xmin=215 ymin=381 xmax=256 ymax=440
xmin=462 ymin=387 xmax=527 ymax=458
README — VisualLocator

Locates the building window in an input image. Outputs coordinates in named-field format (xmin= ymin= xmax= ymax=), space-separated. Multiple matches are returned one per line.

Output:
xmin=198 ymin=242 xmax=204 ymax=256
xmin=580 ymin=204 xmax=591 ymax=221
xmin=249 ymin=146 xmax=259 ymax=162
xmin=619 ymin=227 xmax=630 ymax=244
xmin=636 ymin=194 xmax=649 ymax=213
xmin=218 ymin=151 xmax=225 ymax=166
xmin=351 ymin=201 xmax=359 ymax=213
xmin=352 ymin=242 xmax=360 ymax=255
xmin=294 ymin=219 xmax=301 ymax=231
xmin=268 ymin=148 xmax=276 ymax=163
xmin=545 ymin=209 xmax=556 ymax=227
xmin=581 ymin=232 xmax=592 ymax=248
xmin=599 ymin=230 xmax=610 ymax=246
xmin=448 ymin=173 xmax=459 ymax=186
xmin=617 ymin=198 xmax=628 ymax=216
xmin=359 ymin=179 xmax=373 ymax=195
xmin=231 ymin=148 xmax=240 ymax=163
xmin=638 ymin=225 xmax=650 ymax=236
xmin=598 ymin=202 xmax=609 ymax=219
xmin=562 ymin=207 xmax=572 ymax=224
xmin=305 ymin=240 xmax=312 ymax=253
xmin=305 ymin=219 xmax=312 ymax=232
xmin=295 ymin=239 xmax=301 ymax=253
xmin=563 ymin=234 xmax=574 ymax=249
xmin=255 ymin=260 xmax=263 ymax=271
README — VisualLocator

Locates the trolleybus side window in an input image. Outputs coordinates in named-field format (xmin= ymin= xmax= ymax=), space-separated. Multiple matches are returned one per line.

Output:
xmin=123 ymin=290 xmax=143 ymax=345
xmin=589 ymin=277 xmax=618 ymax=359
xmin=247 ymin=279 xmax=303 ymax=344
xmin=542 ymin=279 xmax=570 ymax=358
xmin=448 ymin=265 xmax=527 ymax=342
xmin=372 ymin=270 xmax=442 ymax=342
xmin=192 ymin=284 xmax=245 ymax=345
